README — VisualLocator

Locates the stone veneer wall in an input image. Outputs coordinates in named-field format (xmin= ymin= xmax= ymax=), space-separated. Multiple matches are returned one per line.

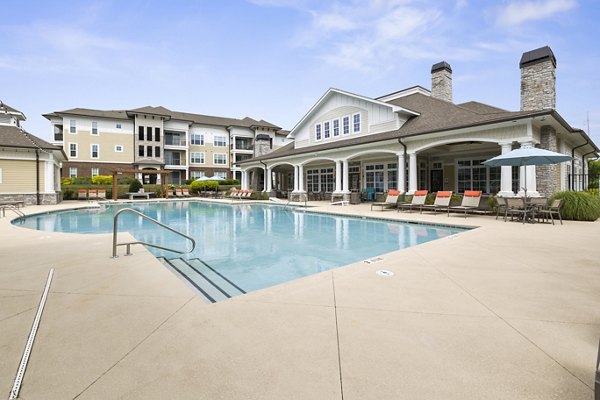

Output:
xmin=536 ymin=125 xmax=559 ymax=196
xmin=431 ymin=69 xmax=452 ymax=103
xmin=520 ymin=59 xmax=556 ymax=111
xmin=0 ymin=192 xmax=61 ymax=205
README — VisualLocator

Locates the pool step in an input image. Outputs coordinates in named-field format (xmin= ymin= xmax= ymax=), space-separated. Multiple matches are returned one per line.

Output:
xmin=157 ymin=256 xmax=245 ymax=303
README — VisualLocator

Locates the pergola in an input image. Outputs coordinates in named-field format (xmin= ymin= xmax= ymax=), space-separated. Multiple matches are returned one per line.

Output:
xmin=110 ymin=169 xmax=171 ymax=201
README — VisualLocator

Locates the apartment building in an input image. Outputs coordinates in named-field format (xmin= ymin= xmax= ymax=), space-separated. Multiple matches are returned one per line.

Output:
xmin=43 ymin=106 xmax=290 ymax=184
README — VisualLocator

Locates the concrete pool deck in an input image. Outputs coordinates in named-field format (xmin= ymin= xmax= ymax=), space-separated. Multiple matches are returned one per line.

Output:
xmin=0 ymin=199 xmax=598 ymax=399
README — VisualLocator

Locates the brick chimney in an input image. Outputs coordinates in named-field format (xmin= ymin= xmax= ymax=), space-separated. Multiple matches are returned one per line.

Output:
xmin=431 ymin=61 xmax=453 ymax=102
xmin=520 ymin=46 xmax=556 ymax=111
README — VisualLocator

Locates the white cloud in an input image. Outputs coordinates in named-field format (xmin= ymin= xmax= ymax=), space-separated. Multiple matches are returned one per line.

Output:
xmin=497 ymin=0 xmax=577 ymax=26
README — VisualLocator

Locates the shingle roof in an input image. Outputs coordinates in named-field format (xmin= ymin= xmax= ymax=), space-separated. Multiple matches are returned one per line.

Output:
xmin=244 ymin=92 xmax=581 ymax=163
xmin=0 ymin=125 xmax=65 ymax=155
xmin=0 ymin=102 xmax=22 ymax=114
xmin=46 ymin=106 xmax=281 ymax=130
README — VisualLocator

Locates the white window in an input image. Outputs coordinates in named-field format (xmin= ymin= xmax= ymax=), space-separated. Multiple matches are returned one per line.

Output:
xmin=324 ymin=121 xmax=330 ymax=138
xmin=91 ymin=167 xmax=99 ymax=177
xmin=116 ymin=123 xmax=122 ymax=129
xmin=343 ymin=116 xmax=350 ymax=135
xmin=69 ymin=120 xmax=76 ymax=134
xmin=214 ymin=171 xmax=227 ymax=179
xmin=191 ymin=152 xmax=205 ymax=164
xmin=315 ymin=123 xmax=322 ymax=141
xmin=69 ymin=143 xmax=77 ymax=158
xmin=115 ymin=145 xmax=123 ymax=152
xmin=91 ymin=121 xmax=98 ymax=135
xmin=190 ymin=170 xmax=205 ymax=179
xmin=214 ymin=135 xmax=227 ymax=147
xmin=353 ymin=113 xmax=361 ymax=133
xmin=191 ymin=134 xmax=204 ymax=145
xmin=214 ymin=153 xmax=227 ymax=165
xmin=333 ymin=119 xmax=340 ymax=137
xmin=91 ymin=144 xmax=99 ymax=159
xmin=69 ymin=167 xmax=77 ymax=178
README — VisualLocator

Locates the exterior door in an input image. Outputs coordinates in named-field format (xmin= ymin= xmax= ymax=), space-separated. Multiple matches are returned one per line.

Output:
xmin=430 ymin=169 xmax=443 ymax=192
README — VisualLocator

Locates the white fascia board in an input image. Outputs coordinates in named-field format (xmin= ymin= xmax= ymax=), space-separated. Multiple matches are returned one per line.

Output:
xmin=288 ymin=88 xmax=419 ymax=138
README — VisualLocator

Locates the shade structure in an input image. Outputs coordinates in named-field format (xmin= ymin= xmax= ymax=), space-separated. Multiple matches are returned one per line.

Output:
xmin=482 ymin=147 xmax=573 ymax=197
xmin=195 ymin=176 xmax=225 ymax=181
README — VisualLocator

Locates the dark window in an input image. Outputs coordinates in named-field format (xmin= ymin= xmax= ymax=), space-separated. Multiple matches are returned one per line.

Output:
xmin=155 ymin=127 xmax=161 ymax=141
xmin=138 ymin=145 xmax=144 ymax=157
xmin=155 ymin=146 xmax=160 ymax=157
xmin=147 ymin=146 xmax=152 ymax=157
xmin=138 ymin=126 xmax=144 ymax=140
xmin=146 ymin=127 xmax=152 ymax=141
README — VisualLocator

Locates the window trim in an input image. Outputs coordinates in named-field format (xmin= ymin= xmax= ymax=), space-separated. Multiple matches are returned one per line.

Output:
xmin=190 ymin=152 xmax=205 ymax=165
xmin=323 ymin=121 xmax=331 ymax=139
xmin=213 ymin=135 xmax=227 ymax=147
xmin=91 ymin=121 xmax=98 ymax=136
xmin=115 ymin=145 xmax=123 ymax=153
xmin=69 ymin=119 xmax=77 ymax=134
xmin=90 ymin=144 xmax=99 ymax=159
xmin=91 ymin=167 xmax=100 ymax=177
xmin=69 ymin=143 xmax=78 ymax=159
xmin=352 ymin=113 xmax=361 ymax=134
xmin=315 ymin=123 xmax=322 ymax=142
xmin=213 ymin=153 xmax=227 ymax=165
xmin=116 ymin=123 xmax=122 ymax=129
xmin=333 ymin=118 xmax=340 ymax=137
xmin=342 ymin=115 xmax=350 ymax=135
xmin=191 ymin=133 xmax=204 ymax=146
xmin=69 ymin=167 xmax=77 ymax=178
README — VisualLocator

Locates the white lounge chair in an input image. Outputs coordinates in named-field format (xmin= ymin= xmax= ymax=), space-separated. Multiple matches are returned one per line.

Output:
xmin=397 ymin=190 xmax=428 ymax=213
xmin=420 ymin=191 xmax=452 ymax=214
xmin=448 ymin=190 xmax=481 ymax=217
xmin=371 ymin=190 xmax=400 ymax=211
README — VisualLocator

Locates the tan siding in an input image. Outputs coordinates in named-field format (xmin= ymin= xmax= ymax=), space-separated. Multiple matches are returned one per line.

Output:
xmin=0 ymin=160 xmax=37 ymax=192
xmin=65 ymin=131 xmax=133 ymax=162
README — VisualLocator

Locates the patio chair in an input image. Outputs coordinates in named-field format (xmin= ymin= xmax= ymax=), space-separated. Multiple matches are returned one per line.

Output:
xmin=361 ymin=187 xmax=376 ymax=201
xmin=536 ymin=199 xmax=563 ymax=225
xmin=88 ymin=189 xmax=98 ymax=200
xmin=182 ymin=188 xmax=192 ymax=197
xmin=420 ymin=191 xmax=452 ymax=214
xmin=228 ymin=188 xmax=240 ymax=200
xmin=240 ymin=190 xmax=254 ymax=200
xmin=495 ymin=197 xmax=508 ymax=220
xmin=331 ymin=193 xmax=349 ymax=206
xmin=397 ymin=190 xmax=428 ymax=213
xmin=371 ymin=190 xmax=400 ymax=211
xmin=78 ymin=189 xmax=87 ymax=200
xmin=448 ymin=190 xmax=481 ymax=217
xmin=505 ymin=197 xmax=528 ymax=223
xmin=97 ymin=189 xmax=107 ymax=200
xmin=175 ymin=188 xmax=184 ymax=197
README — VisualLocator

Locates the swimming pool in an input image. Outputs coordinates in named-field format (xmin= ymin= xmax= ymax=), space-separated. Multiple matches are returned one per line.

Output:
xmin=16 ymin=201 xmax=468 ymax=301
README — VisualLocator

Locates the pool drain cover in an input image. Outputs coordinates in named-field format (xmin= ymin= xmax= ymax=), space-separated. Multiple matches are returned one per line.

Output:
xmin=376 ymin=270 xmax=394 ymax=277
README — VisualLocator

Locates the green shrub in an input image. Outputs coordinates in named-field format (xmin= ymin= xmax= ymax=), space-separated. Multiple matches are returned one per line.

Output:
xmin=73 ymin=177 xmax=92 ymax=184
xmin=586 ymin=188 xmax=599 ymax=197
xmin=549 ymin=191 xmax=600 ymax=221
xmin=62 ymin=188 xmax=76 ymax=200
xmin=250 ymin=191 xmax=269 ymax=200
xmin=190 ymin=180 xmax=218 ymax=194
xmin=92 ymin=175 xmax=113 ymax=185
xmin=221 ymin=179 xmax=239 ymax=185
xmin=424 ymin=193 xmax=461 ymax=205
xmin=185 ymin=178 xmax=195 ymax=185
xmin=61 ymin=177 xmax=75 ymax=185
xmin=129 ymin=179 xmax=143 ymax=193
xmin=117 ymin=176 xmax=137 ymax=185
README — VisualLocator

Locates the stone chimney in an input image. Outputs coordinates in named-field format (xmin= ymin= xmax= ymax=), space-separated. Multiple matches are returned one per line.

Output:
xmin=254 ymin=134 xmax=272 ymax=157
xmin=520 ymin=46 xmax=556 ymax=111
xmin=431 ymin=61 xmax=453 ymax=102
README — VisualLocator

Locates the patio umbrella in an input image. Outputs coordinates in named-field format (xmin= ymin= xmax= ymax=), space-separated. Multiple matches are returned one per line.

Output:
xmin=195 ymin=176 xmax=225 ymax=181
xmin=482 ymin=147 xmax=573 ymax=197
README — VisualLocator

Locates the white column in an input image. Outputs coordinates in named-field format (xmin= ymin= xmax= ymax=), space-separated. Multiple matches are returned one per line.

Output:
xmin=334 ymin=160 xmax=342 ymax=193
xmin=241 ymin=170 xmax=249 ymax=190
xmin=298 ymin=164 xmax=305 ymax=192
xmin=498 ymin=143 xmax=514 ymax=197
xmin=408 ymin=152 xmax=418 ymax=194
xmin=518 ymin=142 xmax=539 ymax=197
xmin=342 ymin=160 xmax=349 ymax=193
xmin=265 ymin=167 xmax=272 ymax=192
xmin=293 ymin=165 xmax=299 ymax=192
xmin=397 ymin=153 xmax=406 ymax=193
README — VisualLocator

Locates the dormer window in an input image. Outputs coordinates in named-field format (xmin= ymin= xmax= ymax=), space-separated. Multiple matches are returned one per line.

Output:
xmin=315 ymin=123 xmax=322 ymax=141
xmin=353 ymin=113 xmax=361 ymax=133
xmin=324 ymin=121 xmax=330 ymax=138
xmin=343 ymin=116 xmax=350 ymax=135
xmin=333 ymin=119 xmax=340 ymax=137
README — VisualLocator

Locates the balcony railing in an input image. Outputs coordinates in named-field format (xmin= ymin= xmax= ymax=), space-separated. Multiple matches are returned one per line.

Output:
xmin=164 ymin=138 xmax=187 ymax=146
xmin=165 ymin=158 xmax=186 ymax=166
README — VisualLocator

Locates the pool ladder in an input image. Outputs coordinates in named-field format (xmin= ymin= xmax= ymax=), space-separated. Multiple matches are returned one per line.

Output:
xmin=111 ymin=208 xmax=195 ymax=258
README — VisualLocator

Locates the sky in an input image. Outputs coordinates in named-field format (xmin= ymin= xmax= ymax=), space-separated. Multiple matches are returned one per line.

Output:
xmin=2 ymin=0 xmax=600 ymax=145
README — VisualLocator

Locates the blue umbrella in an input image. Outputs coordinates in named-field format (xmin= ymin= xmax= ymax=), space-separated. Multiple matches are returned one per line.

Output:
xmin=483 ymin=147 xmax=573 ymax=197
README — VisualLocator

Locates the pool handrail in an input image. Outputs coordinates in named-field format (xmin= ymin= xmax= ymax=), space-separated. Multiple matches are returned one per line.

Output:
xmin=112 ymin=208 xmax=196 ymax=258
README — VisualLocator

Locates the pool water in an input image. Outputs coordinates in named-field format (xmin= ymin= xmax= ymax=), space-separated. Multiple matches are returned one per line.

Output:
xmin=16 ymin=201 xmax=468 ymax=296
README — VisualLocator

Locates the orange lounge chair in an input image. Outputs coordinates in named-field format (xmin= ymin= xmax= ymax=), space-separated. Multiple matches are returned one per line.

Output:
xmin=448 ymin=190 xmax=481 ymax=217
xmin=420 ymin=191 xmax=452 ymax=214
xmin=397 ymin=190 xmax=428 ymax=213
xmin=78 ymin=189 xmax=87 ymax=200
xmin=371 ymin=190 xmax=400 ymax=211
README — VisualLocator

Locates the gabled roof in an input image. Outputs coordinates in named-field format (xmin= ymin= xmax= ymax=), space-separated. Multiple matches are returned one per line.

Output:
xmin=44 ymin=106 xmax=281 ymax=130
xmin=288 ymin=88 xmax=420 ymax=138
xmin=0 ymin=125 xmax=66 ymax=159
xmin=0 ymin=102 xmax=26 ymax=120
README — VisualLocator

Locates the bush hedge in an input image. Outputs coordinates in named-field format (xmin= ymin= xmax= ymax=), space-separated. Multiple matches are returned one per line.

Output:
xmin=549 ymin=191 xmax=600 ymax=221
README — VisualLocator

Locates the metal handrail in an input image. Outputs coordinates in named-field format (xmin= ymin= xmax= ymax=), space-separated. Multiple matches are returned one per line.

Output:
xmin=285 ymin=193 xmax=307 ymax=208
xmin=1 ymin=205 xmax=25 ymax=218
xmin=112 ymin=208 xmax=196 ymax=258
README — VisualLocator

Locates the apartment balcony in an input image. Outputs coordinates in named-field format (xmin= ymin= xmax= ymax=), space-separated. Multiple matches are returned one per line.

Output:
xmin=53 ymin=125 xmax=64 ymax=142
xmin=233 ymin=138 xmax=254 ymax=151
xmin=164 ymin=139 xmax=187 ymax=148
xmin=164 ymin=158 xmax=187 ymax=167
